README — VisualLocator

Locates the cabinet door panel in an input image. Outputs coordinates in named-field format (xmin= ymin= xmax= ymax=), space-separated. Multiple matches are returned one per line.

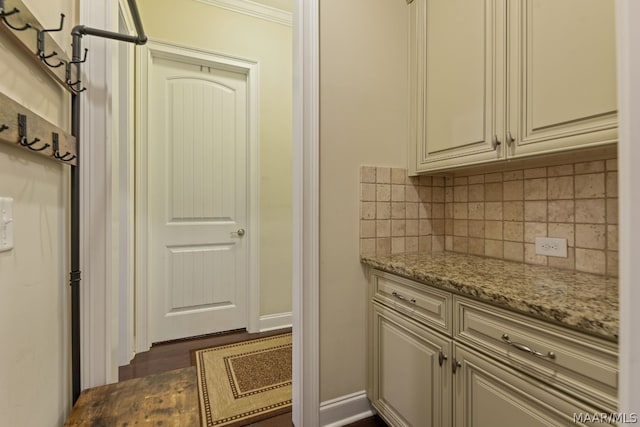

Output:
xmin=409 ymin=0 xmax=505 ymax=173
xmin=371 ymin=302 xmax=452 ymax=427
xmin=508 ymin=0 xmax=617 ymax=157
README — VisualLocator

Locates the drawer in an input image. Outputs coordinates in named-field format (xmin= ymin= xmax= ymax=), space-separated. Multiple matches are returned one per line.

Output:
xmin=371 ymin=270 xmax=452 ymax=336
xmin=454 ymin=296 xmax=618 ymax=412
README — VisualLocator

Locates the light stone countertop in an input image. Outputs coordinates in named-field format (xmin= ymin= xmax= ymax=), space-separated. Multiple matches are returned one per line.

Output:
xmin=361 ymin=252 xmax=618 ymax=341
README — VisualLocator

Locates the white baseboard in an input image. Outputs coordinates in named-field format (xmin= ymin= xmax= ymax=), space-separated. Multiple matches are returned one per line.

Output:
xmin=259 ymin=312 xmax=292 ymax=332
xmin=320 ymin=390 xmax=375 ymax=427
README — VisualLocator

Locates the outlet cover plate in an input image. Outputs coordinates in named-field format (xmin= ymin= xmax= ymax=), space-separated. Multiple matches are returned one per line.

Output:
xmin=535 ymin=237 xmax=567 ymax=257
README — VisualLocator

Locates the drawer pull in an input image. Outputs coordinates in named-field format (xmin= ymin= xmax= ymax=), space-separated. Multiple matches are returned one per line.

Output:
xmin=438 ymin=350 xmax=447 ymax=367
xmin=391 ymin=291 xmax=416 ymax=304
xmin=501 ymin=334 xmax=556 ymax=360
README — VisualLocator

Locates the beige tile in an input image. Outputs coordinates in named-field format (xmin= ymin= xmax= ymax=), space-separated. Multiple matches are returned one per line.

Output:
xmin=607 ymin=225 xmax=619 ymax=251
xmin=406 ymin=236 xmax=419 ymax=253
xmin=504 ymin=180 xmax=524 ymax=201
xmin=405 ymin=202 xmax=419 ymax=219
xmin=453 ymin=237 xmax=469 ymax=253
xmin=432 ymin=176 xmax=445 ymax=187
xmin=445 ymin=187 xmax=453 ymax=203
xmin=420 ymin=175 xmax=433 ymax=186
xmin=446 ymin=176 xmax=454 ymax=186
xmin=432 ymin=203 xmax=445 ymax=219
xmin=432 ymin=235 xmax=445 ymax=252
xmin=454 ymin=185 xmax=469 ymax=202
xmin=391 ymin=185 xmax=405 ymax=202
xmin=524 ymin=178 xmax=547 ymax=200
xmin=361 ymin=166 xmax=376 ymax=183
xmin=376 ymin=220 xmax=391 ymax=238
xmin=432 ymin=187 xmax=445 ymax=203
xmin=468 ymin=184 xmax=485 ymax=202
xmin=548 ymin=223 xmax=575 ymax=247
xmin=361 ymin=220 xmax=376 ymax=238
xmin=419 ymin=203 xmax=431 ymax=219
xmin=376 ymin=184 xmax=391 ymax=201
xmin=361 ymin=183 xmax=376 ymax=202
xmin=547 ymin=164 xmax=573 ymax=177
xmin=485 ymin=220 xmax=503 ymax=240
xmin=469 ymin=174 xmax=485 ymax=184
xmin=504 ymin=241 xmax=524 ymax=262
xmin=607 ymin=198 xmax=618 ymax=225
xmin=391 ymin=168 xmax=406 ymax=184
xmin=485 ymin=183 xmax=503 ymax=201
xmin=360 ymin=238 xmax=376 ymax=256
xmin=548 ymin=200 xmax=575 ymax=223
xmin=524 ymin=201 xmax=547 ymax=222
xmin=419 ymin=219 xmax=433 ymax=235
xmin=525 ymin=222 xmax=547 ymax=243
xmin=376 ymin=238 xmax=391 ymax=255
xmin=406 ymin=219 xmax=419 ymax=236
xmin=453 ymin=203 xmax=468 ymax=219
xmin=485 ymin=172 xmax=503 ymax=183
xmin=575 ymin=224 xmax=606 ymax=249
xmin=575 ymin=160 xmax=605 ymax=174
xmin=606 ymin=158 xmax=618 ymax=171
xmin=574 ymin=199 xmax=605 ymax=224
xmin=574 ymin=173 xmax=605 ymax=199
xmin=391 ymin=202 xmax=406 ymax=219
xmin=607 ymin=251 xmax=619 ymax=277
xmin=468 ymin=238 xmax=485 ymax=255
xmin=376 ymin=167 xmax=390 ymax=183
xmin=408 ymin=175 xmax=421 ymax=186
xmin=406 ymin=185 xmax=420 ymax=202
xmin=445 ymin=203 xmax=453 ymax=219
xmin=524 ymin=167 xmax=547 ymax=179
xmin=391 ymin=237 xmax=406 ymax=254
xmin=575 ymin=248 xmax=606 ymax=275
xmin=453 ymin=219 xmax=469 ymax=237
xmin=376 ymin=202 xmax=391 ymax=219
xmin=485 ymin=240 xmax=504 ymax=259
xmin=503 ymin=201 xmax=524 ymax=221
xmin=548 ymin=247 xmax=576 ymax=271
xmin=485 ymin=202 xmax=504 ymax=220
xmin=454 ymin=176 xmax=468 ymax=186
xmin=504 ymin=170 xmax=524 ymax=181
xmin=421 ymin=236 xmax=434 ymax=252
xmin=606 ymin=172 xmax=618 ymax=197
xmin=391 ymin=220 xmax=406 ymax=237
xmin=445 ymin=219 xmax=453 ymax=235
xmin=468 ymin=220 xmax=485 ymax=238
xmin=432 ymin=219 xmax=445 ymax=235
xmin=468 ymin=202 xmax=485 ymax=220
xmin=420 ymin=186 xmax=432 ymax=203
xmin=525 ymin=243 xmax=548 ymax=265
xmin=547 ymin=176 xmax=574 ymax=200
xmin=504 ymin=222 xmax=524 ymax=242
xmin=361 ymin=202 xmax=376 ymax=220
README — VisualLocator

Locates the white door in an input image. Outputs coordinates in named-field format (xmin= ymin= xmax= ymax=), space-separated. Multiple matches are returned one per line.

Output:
xmin=147 ymin=54 xmax=249 ymax=343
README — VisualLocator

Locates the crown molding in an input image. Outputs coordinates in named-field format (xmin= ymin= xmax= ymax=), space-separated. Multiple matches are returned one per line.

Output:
xmin=195 ymin=0 xmax=292 ymax=26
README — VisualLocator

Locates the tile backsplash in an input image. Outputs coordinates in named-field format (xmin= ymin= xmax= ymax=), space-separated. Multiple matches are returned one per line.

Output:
xmin=360 ymin=158 xmax=618 ymax=276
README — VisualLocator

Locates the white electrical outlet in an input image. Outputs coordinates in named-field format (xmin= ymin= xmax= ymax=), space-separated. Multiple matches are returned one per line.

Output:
xmin=535 ymin=237 xmax=567 ymax=257
xmin=0 ymin=197 xmax=14 ymax=252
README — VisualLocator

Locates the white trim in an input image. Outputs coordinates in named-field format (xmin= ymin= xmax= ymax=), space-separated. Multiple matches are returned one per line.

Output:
xmin=135 ymin=40 xmax=261 ymax=351
xmin=616 ymin=0 xmax=640 ymax=413
xmin=319 ymin=391 xmax=375 ymax=427
xmin=195 ymin=0 xmax=292 ymax=26
xmin=259 ymin=312 xmax=293 ymax=332
xmin=292 ymin=0 xmax=320 ymax=425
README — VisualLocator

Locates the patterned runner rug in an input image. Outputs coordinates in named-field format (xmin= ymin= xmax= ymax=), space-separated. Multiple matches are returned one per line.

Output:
xmin=195 ymin=333 xmax=292 ymax=426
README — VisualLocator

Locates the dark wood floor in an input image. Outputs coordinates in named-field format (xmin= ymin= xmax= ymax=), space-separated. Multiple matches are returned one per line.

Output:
xmin=119 ymin=328 xmax=387 ymax=427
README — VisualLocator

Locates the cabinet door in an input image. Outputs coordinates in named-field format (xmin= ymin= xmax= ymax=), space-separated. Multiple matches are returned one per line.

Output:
xmin=453 ymin=344 xmax=613 ymax=427
xmin=409 ymin=0 xmax=506 ymax=174
xmin=370 ymin=302 xmax=452 ymax=427
xmin=507 ymin=0 xmax=617 ymax=158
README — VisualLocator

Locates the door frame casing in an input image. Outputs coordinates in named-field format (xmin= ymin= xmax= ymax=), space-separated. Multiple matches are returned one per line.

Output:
xmin=135 ymin=40 xmax=261 ymax=352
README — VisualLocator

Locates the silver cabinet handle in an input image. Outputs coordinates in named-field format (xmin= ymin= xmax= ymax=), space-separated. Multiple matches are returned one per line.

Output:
xmin=438 ymin=350 xmax=448 ymax=367
xmin=501 ymin=334 xmax=556 ymax=360
xmin=452 ymin=359 xmax=462 ymax=374
xmin=232 ymin=228 xmax=246 ymax=237
xmin=492 ymin=135 xmax=502 ymax=150
xmin=391 ymin=291 xmax=416 ymax=304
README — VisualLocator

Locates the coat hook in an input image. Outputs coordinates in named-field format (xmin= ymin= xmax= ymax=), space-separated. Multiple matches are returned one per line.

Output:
xmin=66 ymin=48 xmax=88 ymax=92
xmin=0 ymin=124 xmax=8 ymax=132
xmin=17 ymin=113 xmax=49 ymax=151
xmin=1 ymin=4 xmax=31 ymax=31
xmin=37 ymin=14 xmax=65 ymax=68
xmin=52 ymin=132 xmax=75 ymax=161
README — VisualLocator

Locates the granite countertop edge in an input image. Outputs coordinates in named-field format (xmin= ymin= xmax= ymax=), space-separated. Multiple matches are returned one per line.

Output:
xmin=361 ymin=252 xmax=619 ymax=342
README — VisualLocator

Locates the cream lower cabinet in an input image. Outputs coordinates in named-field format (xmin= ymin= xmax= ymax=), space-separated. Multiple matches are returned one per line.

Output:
xmin=408 ymin=0 xmax=617 ymax=174
xmin=367 ymin=270 xmax=618 ymax=427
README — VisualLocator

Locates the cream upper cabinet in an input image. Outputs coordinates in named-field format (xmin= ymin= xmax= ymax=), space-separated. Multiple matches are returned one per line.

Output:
xmin=409 ymin=0 xmax=617 ymax=174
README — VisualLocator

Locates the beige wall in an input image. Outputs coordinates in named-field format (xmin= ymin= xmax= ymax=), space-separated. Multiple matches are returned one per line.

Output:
xmin=319 ymin=0 xmax=409 ymax=401
xmin=137 ymin=0 xmax=292 ymax=316
xmin=0 ymin=0 xmax=74 ymax=425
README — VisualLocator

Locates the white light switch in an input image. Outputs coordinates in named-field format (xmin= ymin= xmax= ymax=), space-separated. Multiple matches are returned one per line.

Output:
xmin=0 ymin=197 xmax=14 ymax=252
xmin=535 ymin=237 xmax=567 ymax=258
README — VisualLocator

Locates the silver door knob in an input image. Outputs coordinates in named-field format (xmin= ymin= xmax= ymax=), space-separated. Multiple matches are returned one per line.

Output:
xmin=232 ymin=228 xmax=246 ymax=237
